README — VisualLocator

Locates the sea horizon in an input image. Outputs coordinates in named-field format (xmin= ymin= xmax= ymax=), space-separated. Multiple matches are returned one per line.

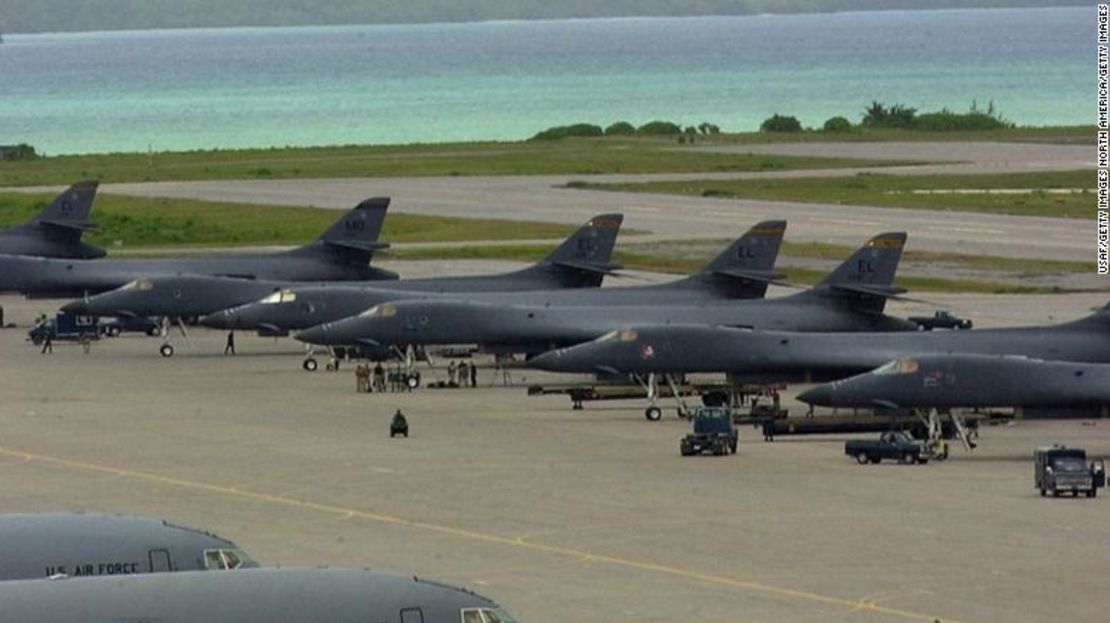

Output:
xmin=1 ymin=7 xmax=1091 ymax=155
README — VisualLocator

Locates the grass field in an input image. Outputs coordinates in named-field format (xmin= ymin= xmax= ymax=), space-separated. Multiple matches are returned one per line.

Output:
xmin=572 ymin=169 xmax=1094 ymax=219
xmin=0 ymin=138 xmax=917 ymax=187
xmin=0 ymin=193 xmax=576 ymax=247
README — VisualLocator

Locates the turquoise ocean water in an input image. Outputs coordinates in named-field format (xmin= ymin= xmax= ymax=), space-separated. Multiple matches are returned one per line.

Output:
xmin=0 ymin=7 xmax=1093 ymax=155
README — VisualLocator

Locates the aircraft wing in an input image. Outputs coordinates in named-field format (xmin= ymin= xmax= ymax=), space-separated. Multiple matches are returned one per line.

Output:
xmin=38 ymin=219 xmax=97 ymax=231
xmin=830 ymin=283 xmax=908 ymax=298
xmin=551 ymin=260 xmax=623 ymax=274
xmin=712 ymin=268 xmax=786 ymax=283
xmin=324 ymin=240 xmax=391 ymax=253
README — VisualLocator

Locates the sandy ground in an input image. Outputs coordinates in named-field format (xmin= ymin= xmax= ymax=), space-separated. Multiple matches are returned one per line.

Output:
xmin=0 ymin=284 xmax=1108 ymax=623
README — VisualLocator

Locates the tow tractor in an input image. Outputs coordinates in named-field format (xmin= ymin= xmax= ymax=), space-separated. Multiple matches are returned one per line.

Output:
xmin=680 ymin=406 xmax=738 ymax=456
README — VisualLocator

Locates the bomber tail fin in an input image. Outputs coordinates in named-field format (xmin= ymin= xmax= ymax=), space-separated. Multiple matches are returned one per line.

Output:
xmin=301 ymin=197 xmax=391 ymax=264
xmin=23 ymin=181 xmax=105 ymax=258
xmin=815 ymin=232 xmax=908 ymax=313
xmin=528 ymin=213 xmax=624 ymax=287
xmin=32 ymin=181 xmax=99 ymax=231
xmin=689 ymin=220 xmax=786 ymax=298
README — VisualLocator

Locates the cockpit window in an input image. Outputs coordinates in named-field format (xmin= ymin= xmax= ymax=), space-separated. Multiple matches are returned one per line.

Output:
xmin=597 ymin=329 xmax=637 ymax=343
xmin=358 ymin=302 xmax=397 ymax=319
xmin=121 ymin=279 xmax=154 ymax=291
xmin=203 ymin=548 xmax=254 ymax=570
xmin=260 ymin=289 xmax=297 ymax=304
xmin=461 ymin=608 xmax=518 ymax=623
xmin=873 ymin=358 xmax=918 ymax=376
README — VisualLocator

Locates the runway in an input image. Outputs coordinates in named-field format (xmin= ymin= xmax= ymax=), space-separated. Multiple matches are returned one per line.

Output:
xmin=4 ymin=141 xmax=1097 ymax=261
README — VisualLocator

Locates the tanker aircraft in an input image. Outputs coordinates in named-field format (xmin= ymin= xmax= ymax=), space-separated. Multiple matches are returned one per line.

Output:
xmin=0 ymin=567 xmax=517 ymax=623
xmin=0 ymin=512 xmax=256 ymax=581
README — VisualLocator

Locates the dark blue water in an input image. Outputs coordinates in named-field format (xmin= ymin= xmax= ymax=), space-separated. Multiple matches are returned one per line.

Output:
xmin=0 ymin=7 xmax=1092 ymax=155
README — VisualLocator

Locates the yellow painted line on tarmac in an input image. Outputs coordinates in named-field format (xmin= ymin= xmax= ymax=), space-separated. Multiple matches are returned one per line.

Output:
xmin=0 ymin=445 xmax=963 ymax=623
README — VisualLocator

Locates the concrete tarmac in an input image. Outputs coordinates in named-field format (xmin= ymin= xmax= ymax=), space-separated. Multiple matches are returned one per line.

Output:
xmin=1 ymin=289 xmax=1107 ymax=623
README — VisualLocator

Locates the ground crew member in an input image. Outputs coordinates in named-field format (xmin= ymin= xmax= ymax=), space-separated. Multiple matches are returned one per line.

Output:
xmin=470 ymin=361 xmax=478 ymax=387
xmin=448 ymin=361 xmax=457 ymax=386
xmin=390 ymin=409 xmax=409 ymax=438
xmin=355 ymin=364 xmax=369 ymax=393
xmin=79 ymin=333 xmax=91 ymax=354
xmin=373 ymin=362 xmax=385 ymax=392
xmin=458 ymin=361 xmax=469 ymax=387
xmin=41 ymin=331 xmax=53 ymax=354
xmin=224 ymin=330 xmax=236 ymax=355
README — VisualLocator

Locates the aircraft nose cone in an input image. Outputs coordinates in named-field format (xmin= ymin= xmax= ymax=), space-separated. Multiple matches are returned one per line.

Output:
xmin=797 ymin=384 xmax=834 ymax=406
xmin=198 ymin=310 xmax=233 ymax=330
xmin=529 ymin=348 xmax=577 ymax=372
xmin=60 ymin=299 xmax=88 ymax=315
xmin=295 ymin=324 xmax=329 ymax=345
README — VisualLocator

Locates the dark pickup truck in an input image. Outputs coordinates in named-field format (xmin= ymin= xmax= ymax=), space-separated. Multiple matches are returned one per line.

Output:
xmin=845 ymin=431 xmax=930 ymax=464
xmin=908 ymin=310 xmax=972 ymax=331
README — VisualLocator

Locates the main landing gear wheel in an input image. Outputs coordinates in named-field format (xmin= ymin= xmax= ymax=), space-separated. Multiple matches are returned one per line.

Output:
xmin=159 ymin=344 xmax=174 ymax=358
xmin=406 ymin=375 xmax=420 ymax=390
xmin=644 ymin=406 xmax=662 ymax=421
xmin=302 ymin=358 xmax=318 ymax=372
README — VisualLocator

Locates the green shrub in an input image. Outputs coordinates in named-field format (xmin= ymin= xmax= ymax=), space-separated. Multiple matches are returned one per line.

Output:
xmin=697 ymin=122 xmax=721 ymax=135
xmin=530 ymin=123 xmax=604 ymax=140
xmin=822 ymin=116 xmax=853 ymax=133
xmin=636 ymin=120 xmax=683 ymax=135
xmin=604 ymin=121 xmax=635 ymax=136
xmin=759 ymin=114 xmax=803 ymax=133
xmin=861 ymin=102 xmax=917 ymax=128
xmin=914 ymin=102 xmax=1012 ymax=131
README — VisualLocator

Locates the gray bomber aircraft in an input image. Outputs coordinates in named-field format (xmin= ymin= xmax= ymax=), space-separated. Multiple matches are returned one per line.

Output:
xmin=296 ymin=232 xmax=916 ymax=354
xmin=0 ymin=567 xmax=517 ymax=623
xmin=62 ymin=213 xmax=626 ymax=326
xmin=203 ymin=219 xmax=787 ymax=335
xmin=0 ymin=197 xmax=397 ymax=299
xmin=530 ymin=303 xmax=1110 ymax=383
xmin=0 ymin=181 xmax=104 ymax=258
xmin=0 ymin=512 xmax=256 ymax=581
xmin=797 ymin=353 xmax=1110 ymax=412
